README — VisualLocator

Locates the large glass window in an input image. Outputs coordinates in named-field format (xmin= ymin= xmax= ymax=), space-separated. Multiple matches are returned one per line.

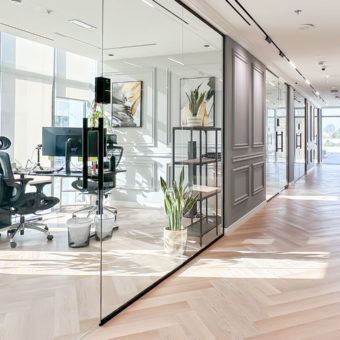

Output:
xmin=322 ymin=108 xmax=340 ymax=164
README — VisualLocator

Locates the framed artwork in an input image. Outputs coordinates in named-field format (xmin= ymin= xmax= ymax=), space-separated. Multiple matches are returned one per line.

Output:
xmin=111 ymin=81 xmax=142 ymax=127
xmin=180 ymin=77 xmax=215 ymax=127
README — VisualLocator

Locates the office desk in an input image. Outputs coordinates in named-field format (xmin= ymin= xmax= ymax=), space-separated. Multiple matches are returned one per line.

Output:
xmin=14 ymin=169 xmax=126 ymax=179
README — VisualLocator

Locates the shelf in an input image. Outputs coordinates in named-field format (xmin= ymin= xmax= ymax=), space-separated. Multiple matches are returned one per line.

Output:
xmin=187 ymin=216 xmax=221 ymax=237
xmin=174 ymin=157 xmax=220 ymax=165
xmin=173 ymin=126 xmax=221 ymax=131
xmin=192 ymin=185 xmax=221 ymax=200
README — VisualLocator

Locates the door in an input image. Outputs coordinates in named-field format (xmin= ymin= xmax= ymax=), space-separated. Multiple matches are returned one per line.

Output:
xmin=294 ymin=91 xmax=306 ymax=180
xmin=266 ymin=71 xmax=288 ymax=199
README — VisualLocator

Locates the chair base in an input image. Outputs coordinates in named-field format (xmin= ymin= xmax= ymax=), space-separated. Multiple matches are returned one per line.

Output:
xmin=0 ymin=216 xmax=53 ymax=248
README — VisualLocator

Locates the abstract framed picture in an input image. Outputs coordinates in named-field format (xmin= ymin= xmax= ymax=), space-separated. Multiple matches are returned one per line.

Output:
xmin=111 ymin=81 xmax=143 ymax=127
xmin=180 ymin=77 xmax=215 ymax=127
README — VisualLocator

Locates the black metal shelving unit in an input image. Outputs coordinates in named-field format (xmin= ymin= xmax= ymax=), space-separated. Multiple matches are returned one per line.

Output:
xmin=172 ymin=126 xmax=222 ymax=246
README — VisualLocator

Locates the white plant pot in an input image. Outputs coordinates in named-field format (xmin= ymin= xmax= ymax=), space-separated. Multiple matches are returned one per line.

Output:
xmin=164 ymin=227 xmax=187 ymax=255
xmin=186 ymin=116 xmax=202 ymax=127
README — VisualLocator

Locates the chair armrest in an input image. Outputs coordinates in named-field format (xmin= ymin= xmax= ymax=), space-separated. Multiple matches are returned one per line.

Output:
xmin=30 ymin=180 xmax=52 ymax=194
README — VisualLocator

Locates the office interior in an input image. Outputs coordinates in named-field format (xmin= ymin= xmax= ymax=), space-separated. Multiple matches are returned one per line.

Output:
xmin=0 ymin=0 xmax=223 ymax=338
xmin=0 ymin=0 xmax=334 ymax=339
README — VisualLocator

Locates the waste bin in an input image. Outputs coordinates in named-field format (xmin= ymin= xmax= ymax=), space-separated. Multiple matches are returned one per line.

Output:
xmin=94 ymin=213 xmax=116 ymax=241
xmin=67 ymin=217 xmax=92 ymax=248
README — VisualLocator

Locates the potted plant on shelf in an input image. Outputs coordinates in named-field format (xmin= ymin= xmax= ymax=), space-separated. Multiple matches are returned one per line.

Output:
xmin=186 ymin=84 xmax=206 ymax=127
xmin=160 ymin=168 xmax=198 ymax=255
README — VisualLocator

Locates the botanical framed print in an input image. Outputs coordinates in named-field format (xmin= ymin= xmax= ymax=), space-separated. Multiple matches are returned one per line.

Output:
xmin=180 ymin=77 xmax=215 ymax=127
xmin=112 ymin=80 xmax=142 ymax=127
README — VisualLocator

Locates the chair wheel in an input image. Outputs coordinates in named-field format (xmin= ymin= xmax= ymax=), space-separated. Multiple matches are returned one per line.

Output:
xmin=10 ymin=241 xmax=17 ymax=248
xmin=47 ymin=235 xmax=53 ymax=241
xmin=44 ymin=226 xmax=49 ymax=231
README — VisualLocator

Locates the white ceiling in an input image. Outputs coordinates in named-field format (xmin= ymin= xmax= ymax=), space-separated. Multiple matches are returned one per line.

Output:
xmin=182 ymin=0 xmax=340 ymax=107
xmin=0 ymin=0 xmax=221 ymax=63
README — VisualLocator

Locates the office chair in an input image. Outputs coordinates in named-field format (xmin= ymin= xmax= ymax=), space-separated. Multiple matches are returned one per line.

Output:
xmin=0 ymin=137 xmax=59 ymax=248
xmin=71 ymin=135 xmax=123 ymax=218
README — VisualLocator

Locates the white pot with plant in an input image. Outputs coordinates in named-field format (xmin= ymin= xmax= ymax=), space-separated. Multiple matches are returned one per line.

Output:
xmin=186 ymin=84 xmax=206 ymax=127
xmin=160 ymin=168 xmax=198 ymax=255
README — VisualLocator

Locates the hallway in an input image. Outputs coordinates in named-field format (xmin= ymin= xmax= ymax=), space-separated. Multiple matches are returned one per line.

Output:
xmin=85 ymin=165 xmax=340 ymax=339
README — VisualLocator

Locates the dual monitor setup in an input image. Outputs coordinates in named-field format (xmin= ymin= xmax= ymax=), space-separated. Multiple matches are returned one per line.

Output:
xmin=41 ymin=127 xmax=121 ymax=174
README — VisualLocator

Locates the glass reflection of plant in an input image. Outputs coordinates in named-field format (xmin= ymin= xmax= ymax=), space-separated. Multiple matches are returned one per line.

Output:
xmin=87 ymin=100 xmax=111 ymax=128
xmin=160 ymin=168 xmax=198 ymax=231
xmin=186 ymin=84 xmax=206 ymax=117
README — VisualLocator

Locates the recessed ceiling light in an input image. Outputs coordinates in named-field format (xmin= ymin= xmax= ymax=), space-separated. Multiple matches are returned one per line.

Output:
xmin=108 ymin=53 xmax=114 ymax=57
xmin=141 ymin=0 xmax=154 ymax=8
xmin=124 ymin=61 xmax=142 ymax=68
xmin=168 ymin=57 xmax=184 ymax=66
xmin=69 ymin=19 xmax=96 ymax=30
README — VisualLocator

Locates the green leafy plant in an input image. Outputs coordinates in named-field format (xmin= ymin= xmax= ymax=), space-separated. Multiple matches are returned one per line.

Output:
xmin=87 ymin=100 xmax=110 ymax=127
xmin=186 ymin=84 xmax=206 ymax=117
xmin=160 ymin=168 xmax=198 ymax=231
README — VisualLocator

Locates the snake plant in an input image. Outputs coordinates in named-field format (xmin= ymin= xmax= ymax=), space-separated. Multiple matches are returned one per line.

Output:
xmin=160 ymin=168 xmax=198 ymax=231
xmin=186 ymin=84 xmax=206 ymax=117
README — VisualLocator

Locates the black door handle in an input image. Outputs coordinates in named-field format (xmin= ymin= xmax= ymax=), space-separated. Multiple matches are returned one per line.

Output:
xmin=276 ymin=131 xmax=284 ymax=152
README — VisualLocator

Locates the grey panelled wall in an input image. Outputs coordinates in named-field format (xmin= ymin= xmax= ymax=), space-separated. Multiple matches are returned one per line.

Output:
xmin=224 ymin=37 xmax=266 ymax=226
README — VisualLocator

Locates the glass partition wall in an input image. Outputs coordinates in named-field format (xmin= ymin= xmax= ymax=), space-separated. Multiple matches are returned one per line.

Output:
xmin=265 ymin=70 xmax=288 ymax=199
xmin=322 ymin=108 xmax=340 ymax=164
xmin=0 ymin=0 xmax=224 ymax=337
xmin=100 ymin=0 xmax=224 ymax=321
xmin=294 ymin=91 xmax=306 ymax=179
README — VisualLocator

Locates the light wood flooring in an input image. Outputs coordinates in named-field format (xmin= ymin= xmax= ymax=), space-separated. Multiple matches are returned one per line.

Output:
xmin=84 ymin=164 xmax=340 ymax=340
xmin=0 ymin=204 xmax=221 ymax=340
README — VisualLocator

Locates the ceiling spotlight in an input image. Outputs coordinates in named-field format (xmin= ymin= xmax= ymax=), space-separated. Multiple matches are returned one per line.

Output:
xmin=305 ymin=79 xmax=311 ymax=85
xmin=69 ymin=19 xmax=96 ymax=30
xmin=289 ymin=60 xmax=297 ymax=69
xmin=265 ymin=35 xmax=272 ymax=44
xmin=108 ymin=53 xmax=114 ymax=56
xmin=279 ymin=51 xmax=285 ymax=58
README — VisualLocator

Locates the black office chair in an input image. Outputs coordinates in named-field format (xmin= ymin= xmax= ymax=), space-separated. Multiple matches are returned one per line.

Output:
xmin=71 ymin=136 xmax=123 ymax=218
xmin=0 ymin=137 xmax=59 ymax=248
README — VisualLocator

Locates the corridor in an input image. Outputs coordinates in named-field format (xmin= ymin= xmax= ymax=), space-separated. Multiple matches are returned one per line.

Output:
xmin=85 ymin=165 xmax=340 ymax=339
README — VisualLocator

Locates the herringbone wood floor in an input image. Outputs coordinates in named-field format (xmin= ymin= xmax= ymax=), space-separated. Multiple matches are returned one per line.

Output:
xmin=84 ymin=165 xmax=340 ymax=340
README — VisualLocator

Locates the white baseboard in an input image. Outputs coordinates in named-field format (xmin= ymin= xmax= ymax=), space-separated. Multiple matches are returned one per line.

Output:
xmin=224 ymin=201 xmax=267 ymax=236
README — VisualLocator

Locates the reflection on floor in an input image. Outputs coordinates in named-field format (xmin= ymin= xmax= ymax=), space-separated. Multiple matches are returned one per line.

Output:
xmin=0 ymin=206 xmax=222 ymax=340
xmin=84 ymin=165 xmax=340 ymax=339
xmin=266 ymin=161 xmax=287 ymax=200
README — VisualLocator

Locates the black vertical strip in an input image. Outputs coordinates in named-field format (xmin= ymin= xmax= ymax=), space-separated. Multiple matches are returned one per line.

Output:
xmin=98 ymin=117 xmax=104 ymax=192
xmin=82 ymin=118 xmax=88 ymax=189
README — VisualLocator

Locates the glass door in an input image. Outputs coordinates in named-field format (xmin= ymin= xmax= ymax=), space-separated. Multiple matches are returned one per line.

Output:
xmin=294 ymin=91 xmax=306 ymax=179
xmin=266 ymin=71 xmax=287 ymax=199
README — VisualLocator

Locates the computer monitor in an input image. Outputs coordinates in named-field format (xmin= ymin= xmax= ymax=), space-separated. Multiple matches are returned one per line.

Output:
xmin=42 ymin=127 xmax=107 ymax=158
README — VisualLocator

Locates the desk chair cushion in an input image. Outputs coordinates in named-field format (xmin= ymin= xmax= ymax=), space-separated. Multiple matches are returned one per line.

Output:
xmin=71 ymin=179 xmax=114 ymax=194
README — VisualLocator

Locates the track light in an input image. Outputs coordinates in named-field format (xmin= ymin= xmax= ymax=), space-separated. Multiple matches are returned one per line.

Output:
xmin=279 ymin=51 xmax=285 ymax=58
xmin=289 ymin=60 xmax=296 ymax=69
xmin=305 ymin=79 xmax=311 ymax=85
xmin=265 ymin=35 xmax=272 ymax=44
